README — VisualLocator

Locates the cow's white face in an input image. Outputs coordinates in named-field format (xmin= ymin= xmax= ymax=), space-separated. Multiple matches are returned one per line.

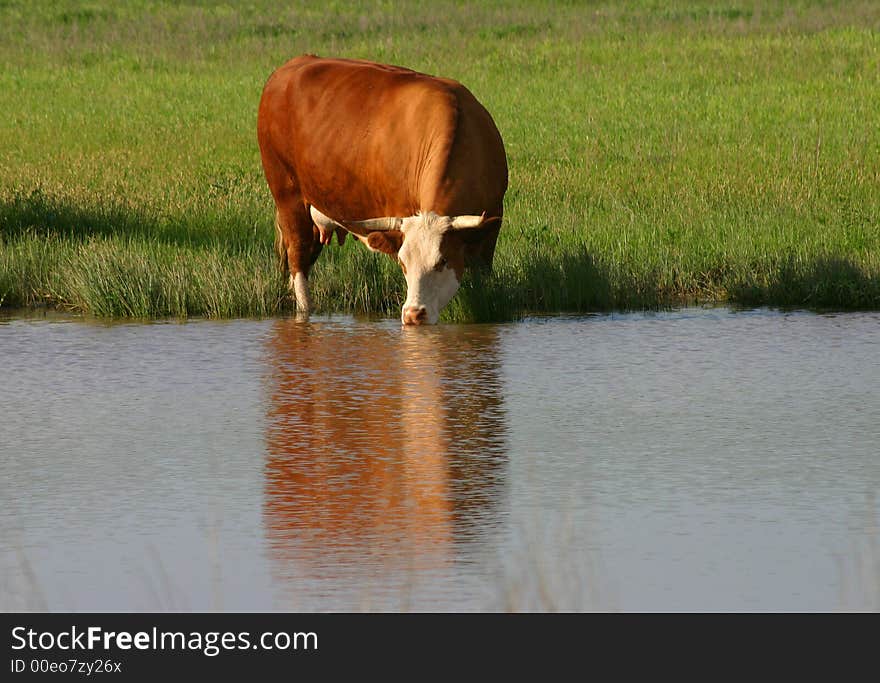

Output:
xmin=396 ymin=213 xmax=461 ymax=325
xmin=360 ymin=213 xmax=463 ymax=325
xmin=310 ymin=206 xmax=499 ymax=326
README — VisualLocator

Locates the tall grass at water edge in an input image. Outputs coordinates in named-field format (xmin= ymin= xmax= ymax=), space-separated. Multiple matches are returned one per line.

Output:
xmin=1 ymin=0 xmax=879 ymax=320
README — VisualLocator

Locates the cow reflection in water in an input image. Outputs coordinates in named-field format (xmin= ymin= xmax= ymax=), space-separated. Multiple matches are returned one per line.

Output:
xmin=263 ymin=319 xmax=508 ymax=602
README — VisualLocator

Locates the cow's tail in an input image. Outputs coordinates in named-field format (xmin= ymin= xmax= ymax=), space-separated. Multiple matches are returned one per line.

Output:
xmin=273 ymin=208 xmax=288 ymax=272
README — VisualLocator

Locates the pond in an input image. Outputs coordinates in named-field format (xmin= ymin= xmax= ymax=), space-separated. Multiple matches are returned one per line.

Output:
xmin=1 ymin=307 xmax=878 ymax=611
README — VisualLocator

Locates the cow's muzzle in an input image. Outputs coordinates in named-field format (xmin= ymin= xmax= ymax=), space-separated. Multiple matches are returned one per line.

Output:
xmin=402 ymin=305 xmax=428 ymax=326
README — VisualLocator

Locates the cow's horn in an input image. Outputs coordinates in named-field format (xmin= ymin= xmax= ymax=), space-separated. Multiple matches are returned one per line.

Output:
xmin=340 ymin=216 xmax=403 ymax=236
xmin=310 ymin=206 xmax=402 ymax=236
xmin=450 ymin=212 xmax=487 ymax=230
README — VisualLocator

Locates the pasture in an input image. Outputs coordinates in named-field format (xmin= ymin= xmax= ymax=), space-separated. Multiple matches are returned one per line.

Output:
xmin=1 ymin=0 xmax=879 ymax=319
xmin=3 ymin=1 xmax=880 ymax=616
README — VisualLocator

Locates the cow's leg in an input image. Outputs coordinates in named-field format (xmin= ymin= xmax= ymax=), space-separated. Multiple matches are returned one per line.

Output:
xmin=260 ymin=147 xmax=323 ymax=314
xmin=278 ymin=198 xmax=322 ymax=314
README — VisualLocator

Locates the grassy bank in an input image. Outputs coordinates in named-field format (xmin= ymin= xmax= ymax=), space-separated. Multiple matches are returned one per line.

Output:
xmin=1 ymin=0 xmax=879 ymax=320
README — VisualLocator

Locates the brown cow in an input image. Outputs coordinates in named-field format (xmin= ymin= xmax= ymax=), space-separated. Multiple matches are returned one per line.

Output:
xmin=257 ymin=55 xmax=508 ymax=324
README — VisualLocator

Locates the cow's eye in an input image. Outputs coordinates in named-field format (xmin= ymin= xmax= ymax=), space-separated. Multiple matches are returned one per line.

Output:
xmin=435 ymin=257 xmax=448 ymax=271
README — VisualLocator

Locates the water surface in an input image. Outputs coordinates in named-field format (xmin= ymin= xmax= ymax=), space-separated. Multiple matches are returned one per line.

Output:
xmin=1 ymin=308 xmax=878 ymax=610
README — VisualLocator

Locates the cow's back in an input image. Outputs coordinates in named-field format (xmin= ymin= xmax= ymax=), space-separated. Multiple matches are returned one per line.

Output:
xmin=257 ymin=55 xmax=507 ymax=220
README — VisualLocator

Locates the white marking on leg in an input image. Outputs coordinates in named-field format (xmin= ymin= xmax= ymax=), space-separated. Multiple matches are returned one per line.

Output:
xmin=291 ymin=272 xmax=311 ymax=314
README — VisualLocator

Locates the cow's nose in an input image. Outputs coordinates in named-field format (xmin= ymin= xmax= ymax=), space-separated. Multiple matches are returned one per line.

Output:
xmin=402 ymin=306 xmax=428 ymax=326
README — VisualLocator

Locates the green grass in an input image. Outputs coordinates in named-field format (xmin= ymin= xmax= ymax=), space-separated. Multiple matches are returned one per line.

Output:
xmin=1 ymin=0 xmax=879 ymax=320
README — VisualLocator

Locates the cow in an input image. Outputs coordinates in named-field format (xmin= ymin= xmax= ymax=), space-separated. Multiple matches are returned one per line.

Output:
xmin=257 ymin=55 xmax=508 ymax=325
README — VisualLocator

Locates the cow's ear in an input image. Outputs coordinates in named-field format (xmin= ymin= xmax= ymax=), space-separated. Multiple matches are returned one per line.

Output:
xmin=365 ymin=230 xmax=404 ymax=256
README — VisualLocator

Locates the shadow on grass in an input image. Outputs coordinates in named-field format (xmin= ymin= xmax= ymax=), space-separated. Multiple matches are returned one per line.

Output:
xmin=456 ymin=251 xmax=879 ymax=322
xmin=449 ymin=249 xmax=615 ymax=322
xmin=729 ymin=256 xmax=880 ymax=310
xmin=4 ymin=190 xmax=877 ymax=317
xmin=0 ymin=188 xmax=261 ymax=250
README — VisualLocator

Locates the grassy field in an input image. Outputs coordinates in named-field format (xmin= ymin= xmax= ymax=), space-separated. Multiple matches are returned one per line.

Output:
xmin=1 ymin=0 xmax=879 ymax=320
